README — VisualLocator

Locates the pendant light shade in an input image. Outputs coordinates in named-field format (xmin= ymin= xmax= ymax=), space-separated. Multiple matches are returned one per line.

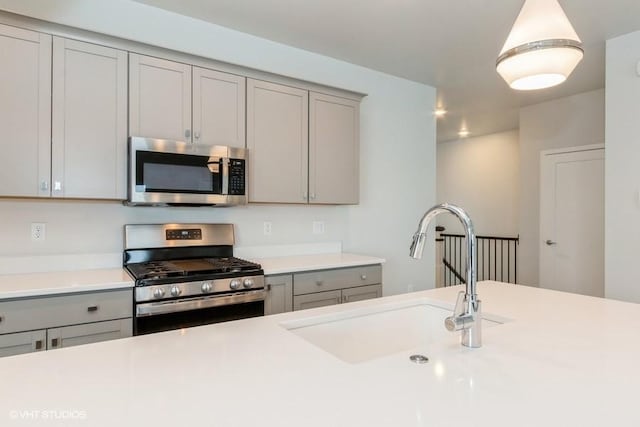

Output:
xmin=496 ymin=0 xmax=583 ymax=90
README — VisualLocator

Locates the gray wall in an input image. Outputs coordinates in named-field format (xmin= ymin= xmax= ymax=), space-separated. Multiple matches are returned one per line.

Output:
xmin=518 ymin=88 xmax=605 ymax=286
xmin=605 ymin=30 xmax=640 ymax=303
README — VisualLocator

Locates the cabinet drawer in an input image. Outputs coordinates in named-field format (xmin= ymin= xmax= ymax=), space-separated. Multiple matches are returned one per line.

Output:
xmin=294 ymin=265 xmax=382 ymax=295
xmin=293 ymin=290 xmax=342 ymax=311
xmin=0 ymin=289 xmax=132 ymax=334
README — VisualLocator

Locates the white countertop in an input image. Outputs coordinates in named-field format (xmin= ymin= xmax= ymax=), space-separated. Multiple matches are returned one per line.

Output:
xmin=0 ymin=268 xmax=134 ymax=299
xmin=252 ymin=252 xmax=385 ymax=275
xmin=1 ymin=282 xmax=639 ymax=426
xmin=0 ymin=253 xmax=384 ymax=299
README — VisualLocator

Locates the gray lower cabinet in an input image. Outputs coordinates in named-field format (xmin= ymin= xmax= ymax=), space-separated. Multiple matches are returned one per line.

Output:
xmin=0 ymin=289 xmax=133 ymax=358
xmin=0 ymin=329 xmax=46 ymax=358
xmin=292 ymin=265 xmax=383 ymax=311
xmin=47 ymin=319 xmax=132 ymax=350
xmin=264 ymin=274 xmax=293 ymax=316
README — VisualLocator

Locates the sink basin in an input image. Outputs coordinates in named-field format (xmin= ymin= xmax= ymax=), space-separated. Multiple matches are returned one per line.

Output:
xmin=281 ymin=299 xmax=504 ymax=364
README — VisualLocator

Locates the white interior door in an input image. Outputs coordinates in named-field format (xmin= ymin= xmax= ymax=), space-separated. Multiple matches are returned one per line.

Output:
xmin=539 ymin=147 xmax=604 ymax=297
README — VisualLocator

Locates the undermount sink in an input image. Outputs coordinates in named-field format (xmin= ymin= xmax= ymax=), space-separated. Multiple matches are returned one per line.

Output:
xmin=281 ymin=299 xmax=505 ymax=364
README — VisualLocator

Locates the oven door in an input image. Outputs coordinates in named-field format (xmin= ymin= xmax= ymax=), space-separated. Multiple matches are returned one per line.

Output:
xmin=127 ymin=137 xmax=247 ymax=206
xmin=134 ymin=290 xmax=265 ymax=335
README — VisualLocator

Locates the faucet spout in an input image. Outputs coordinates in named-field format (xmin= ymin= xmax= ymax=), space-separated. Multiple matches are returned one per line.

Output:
xmin=409 ymin=203 xmax=481 ymax=348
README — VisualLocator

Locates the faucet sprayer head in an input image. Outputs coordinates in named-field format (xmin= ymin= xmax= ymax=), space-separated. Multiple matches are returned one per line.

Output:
xmin=409 ymin=232 xmax=426 ymax=259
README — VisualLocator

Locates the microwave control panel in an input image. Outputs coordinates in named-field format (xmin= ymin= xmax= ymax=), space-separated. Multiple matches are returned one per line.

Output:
xmin=228 ymin=159 xmax=246 ymax=195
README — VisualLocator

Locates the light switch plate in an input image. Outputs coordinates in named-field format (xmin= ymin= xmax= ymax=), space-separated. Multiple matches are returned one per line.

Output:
xmin=31 ymin=223 xmax=46 ymax=241
xmin=312 ymin=221 xmax=325 ymax=234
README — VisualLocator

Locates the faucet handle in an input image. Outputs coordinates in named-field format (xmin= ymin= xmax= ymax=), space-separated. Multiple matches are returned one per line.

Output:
xmin=452 ymin=291 xmax=465 ymax=317
xmin=445 ymin=291 xmax=472 ymax=332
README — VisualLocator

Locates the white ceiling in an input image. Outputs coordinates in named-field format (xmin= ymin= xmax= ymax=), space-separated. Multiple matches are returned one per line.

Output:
xmin=134 ymin=0 xmax=640 ymax=142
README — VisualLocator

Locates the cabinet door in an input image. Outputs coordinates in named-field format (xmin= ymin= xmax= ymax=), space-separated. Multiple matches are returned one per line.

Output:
xmin=264 ymin=274 xmax=293 ymax=315
xmin=193 ymin=67 xmax=245 ymax=148
xmin=47 ymin=319 xmax=132 ymax=350
xmin=247 ymin=79 xmax=308 ymax=203
xmin=0 ymin=329 xmax=46 ymax=358
xmin=309 ymin=92 xmax=360 ymax=204
xmin=129 ymin=53 xmax=192 ymax=141
xmin=342 ymin=284 xmax=382 ymax=304
xmin=51 ymin=37 xmax=127 ymax=199
xmin=293 ymin=290 xmax=342 ymax=311
xmin=0 ymin=24 xmax=51 ymax=197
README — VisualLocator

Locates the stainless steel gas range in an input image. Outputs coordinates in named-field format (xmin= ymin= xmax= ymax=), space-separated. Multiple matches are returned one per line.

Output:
xmin=124 ymin=223 xmax=265 ymax=335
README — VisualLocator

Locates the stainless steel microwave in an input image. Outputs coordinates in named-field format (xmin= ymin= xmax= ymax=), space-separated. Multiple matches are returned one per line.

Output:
xmin=127 ymin=137 xmax=247 ymax=206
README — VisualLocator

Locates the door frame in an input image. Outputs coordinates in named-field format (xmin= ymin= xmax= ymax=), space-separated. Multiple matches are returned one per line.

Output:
xmin=538 ymin=143 xmax=605 ymax=292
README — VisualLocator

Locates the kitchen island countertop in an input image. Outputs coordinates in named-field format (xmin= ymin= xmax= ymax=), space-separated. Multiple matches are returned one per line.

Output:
xmin=1 ymin=281 xmax=639 ymax=426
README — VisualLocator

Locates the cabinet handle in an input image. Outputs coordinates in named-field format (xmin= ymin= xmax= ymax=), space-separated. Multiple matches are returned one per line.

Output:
xmin=303 ymin=192 xmax=308 ymax=201
xmin=310 ymin=193 xmax=316 ymax=200
xmin=51 ymin=338 xmax=59 ymax=348
xmin=40 ymin=180 xmax=49 ymax=191
xmin=194 ymin=131 xmax=200 ymax=141
xmin=266 ymin=284 xmax=272 ymax=291
xmin=35 ymin=340 xmax=43 ymax=350
xmin=184 ymin=129 xmax=191 ymax=140
xmin=87 ymin=305 xmax=99 ymax=312
xmin=315 ymin=280 xmax=323 ymax=286
xmin=360 ymin=274 xmax=367 ymax=280
xmin=53 ymin=181 xmax=62 ymax=192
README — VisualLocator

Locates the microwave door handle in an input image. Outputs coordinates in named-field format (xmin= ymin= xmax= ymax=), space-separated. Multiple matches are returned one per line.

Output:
xmin=221 ymin=158 xmax=229 ymax=195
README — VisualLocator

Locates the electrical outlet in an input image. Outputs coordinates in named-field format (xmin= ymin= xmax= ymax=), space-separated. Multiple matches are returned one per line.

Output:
xmin=31 ymin=223 xmax=46 ymax=242
xmin=263 ymin=222 xmax=272 ymax=236
xmin=312 ymin=221 xmax=325 ymax=234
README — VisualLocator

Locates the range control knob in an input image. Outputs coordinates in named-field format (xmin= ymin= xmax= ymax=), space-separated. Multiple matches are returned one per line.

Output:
xmin=243 ymin=278 xmax=254 ymax=289
xmin=201 ymin=282 xmax=213 ymax=293
xmin=153 ymin=288 xmax=165 ymax=299
xmin=170 ymin=286 xmax=182 ymax=297
xmin=229 ymin=279 xmax=241 ymax=290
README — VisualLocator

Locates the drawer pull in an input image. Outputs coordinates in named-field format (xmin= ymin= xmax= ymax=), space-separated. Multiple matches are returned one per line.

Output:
xmin=316 ymin=280 xmax=323 ymax=286
xmin=360 ymin=275 xmax=367 ymax=280
xmin=87 ymin=305 xmax=99 ymax=312
xmin=35 ymin=340 xmax=43 ymax=350
xmin=0 ymin=315 xmax=3 ymax=323
xmin=51 ymin=338 xmax=59 ymax=348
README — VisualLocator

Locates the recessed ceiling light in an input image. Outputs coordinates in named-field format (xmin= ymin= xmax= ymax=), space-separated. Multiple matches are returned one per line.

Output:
xmin=434 ymin=108 xmax=447 ymax=118
xmin=458 ymin=129 xmax=470 ymax=138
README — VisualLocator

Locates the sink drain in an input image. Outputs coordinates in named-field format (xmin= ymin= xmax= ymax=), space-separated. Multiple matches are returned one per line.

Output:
xmin=409 ymin=354 xmax=429 ymax=364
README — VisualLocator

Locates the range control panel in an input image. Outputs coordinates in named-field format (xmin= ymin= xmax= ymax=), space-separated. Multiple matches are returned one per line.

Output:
xmin=166 ymin=229 xmax=202 ymax=240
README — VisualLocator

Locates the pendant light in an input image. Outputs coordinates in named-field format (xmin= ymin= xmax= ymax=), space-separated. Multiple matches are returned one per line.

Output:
xmin=496 ymin=0 xmax=583 ymax=90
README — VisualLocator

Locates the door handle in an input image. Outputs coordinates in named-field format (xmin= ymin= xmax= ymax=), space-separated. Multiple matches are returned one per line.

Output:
xmin=545 ymin=240 xmax=557 ymax=246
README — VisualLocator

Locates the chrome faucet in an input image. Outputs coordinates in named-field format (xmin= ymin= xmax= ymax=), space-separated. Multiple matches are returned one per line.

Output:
xmin=409 ymin=203 xmax=481 ymax=348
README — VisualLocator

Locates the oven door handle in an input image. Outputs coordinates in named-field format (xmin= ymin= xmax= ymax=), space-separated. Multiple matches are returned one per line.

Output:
xmin=136 ymin=290 xmax=266 ymax=317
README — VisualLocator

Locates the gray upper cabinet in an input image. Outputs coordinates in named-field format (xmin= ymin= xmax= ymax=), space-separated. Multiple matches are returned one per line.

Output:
xmin=247 ymin=79 xmax=361 ymax=205
xmin=0 ymin=24 xmax=51 ymax=198
xmin=193 ymin=67 xmax=246 ymax=148
xmin=129 ymin=53 xmax=192 ymax=142
xmin=52 ymin=37 xmax=128 ymax=199
xmin=309 ymin=92 xmax=360 ymax=204
xmin=130 ymin=54 xmax=246 ymax=147
xmin=247 ymin=79 xmax=309 ymax=203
